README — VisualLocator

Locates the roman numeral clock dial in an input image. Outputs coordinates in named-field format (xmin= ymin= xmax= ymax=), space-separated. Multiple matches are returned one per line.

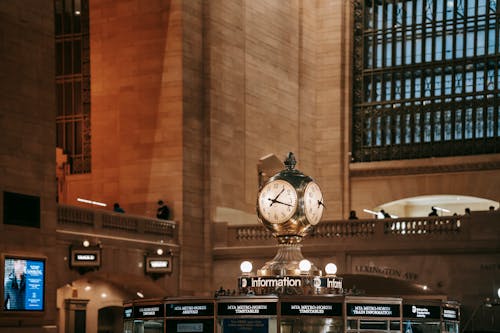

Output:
xmin=258 ymin=179 xmax=298 ymax=224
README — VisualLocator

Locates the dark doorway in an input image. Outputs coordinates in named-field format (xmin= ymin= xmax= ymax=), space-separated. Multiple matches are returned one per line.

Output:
xmin=98 ymin=306 xmax=123 ymax=333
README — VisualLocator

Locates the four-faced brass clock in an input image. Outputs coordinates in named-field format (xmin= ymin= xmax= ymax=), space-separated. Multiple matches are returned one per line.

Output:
xmin=256 ymin=152 xmax=325 ymax=240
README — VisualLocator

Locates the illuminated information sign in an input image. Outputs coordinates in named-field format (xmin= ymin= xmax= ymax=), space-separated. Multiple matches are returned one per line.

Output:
xmin=217 ymin=302 xmax=277 ymax=316
xmin=281 ymin=302 xmax=342 ymax=316
xmin=166 ymin=303 xmax=214 ymax=317
xmin=347 ymin=303 xmax=400 ymax=317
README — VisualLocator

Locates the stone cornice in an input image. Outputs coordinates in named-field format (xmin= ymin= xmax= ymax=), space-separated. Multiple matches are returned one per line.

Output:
xmin=349 ymin=153 xmax=500 ymax=177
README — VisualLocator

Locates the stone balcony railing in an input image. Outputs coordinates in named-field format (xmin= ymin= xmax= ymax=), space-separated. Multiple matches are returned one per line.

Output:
xmin=57 ymin=204 xmax=177 ymax=242
xmin=215 ymin=210 xmax=500 ymax=254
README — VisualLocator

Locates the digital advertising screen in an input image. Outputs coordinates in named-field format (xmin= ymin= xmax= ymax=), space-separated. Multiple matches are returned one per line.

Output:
xmin=3 ymin=256 xmax=45 ymax=311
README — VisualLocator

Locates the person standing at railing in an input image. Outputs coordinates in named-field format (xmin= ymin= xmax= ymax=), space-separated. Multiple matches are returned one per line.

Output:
xmin=348 ymin=210 xmax=358 ymax=220
xmin=428 ymin=207 xmax=438 ymax=216
xmin=157 ymin=200 xmax=170 ymax=220
xmin=113 ymin=202 xmax=125 ymax=213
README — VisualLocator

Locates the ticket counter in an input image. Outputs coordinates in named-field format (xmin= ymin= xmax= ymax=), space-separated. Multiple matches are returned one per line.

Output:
xmin=123 ymin=299 xmax=165 ymax=333
xmin=345 ymin=296 xmax=402 ymax=332
xmin=216 ymin=296 xmax=278 ymax=333
xmin=441 ymin=303 xmax=459 ymax=333
xmin=280 ymin=296 xmax=343 ymax=333
xmin=165 ymin=297 xmax=215 ymax=333
xmin=402 ymin=300 xmax=441 ymax=333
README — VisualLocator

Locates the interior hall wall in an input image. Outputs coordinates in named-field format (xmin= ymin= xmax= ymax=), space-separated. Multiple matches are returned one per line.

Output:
xmin=207 ymin=0 xmax=348 ymax=225
xmin=0 ymin=1 xmax=58 ymax=330
xmin=180 ymin=0 xmax=211 ymax=295
xmin=64 ymin=0 xmax=184 ymax=219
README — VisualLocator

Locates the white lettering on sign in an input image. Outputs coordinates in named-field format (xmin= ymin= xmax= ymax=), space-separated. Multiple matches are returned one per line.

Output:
xmin=76 ymin=254 xmax=95 ymax=261
xmin=327 ymin=278 xmax=342 ymax=289
xmin=227 ymin=304 xmax=268 ymax=314
xmin=290 ymin=304 xmax=332 ymax=314
xmin=140 ymin=306 xmax=160 ymax=316
xmin=443 ymin=309 xmax=457 ymax=319
xmin=412 ymin=305 xmax=431 ymax=318
xmin=250 ymin=277 xmax=301 ymax=287
xmin=150 ymin=260 xmax=168 ymax=268
xmin=351 ymin=305 xmax=393 ymax=316
xmin=173 ymin=305 xmax=207 ymax=315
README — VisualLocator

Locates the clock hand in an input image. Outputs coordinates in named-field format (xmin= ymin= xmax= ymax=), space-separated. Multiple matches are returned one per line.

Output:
xmin=272 ymin=187 xmax=285 ymax=201
xmin=273 ymin=200 xmax=293 ymax=207
xmin=318 ymin=199 xmax=326 ymax=209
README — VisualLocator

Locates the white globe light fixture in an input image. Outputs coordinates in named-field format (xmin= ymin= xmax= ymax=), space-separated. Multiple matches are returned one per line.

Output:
xmin=325 ymin=263 xmax=337 ymax=275
xmin=82 ymin=240 xmax=90 ymax=248
xmin=240 ymin=261 xmax=253 ymax=274
xmin=299 ymin=259 xmax=312 ymax=273
xmin=156 ymin=248 xmax=164 ymax=255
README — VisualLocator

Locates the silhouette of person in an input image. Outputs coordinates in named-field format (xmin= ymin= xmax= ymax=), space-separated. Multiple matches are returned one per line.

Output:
xmin=156 ymin=200 xmax=170 ymax=220
xmin=348 ymin=210 xmax=359 ymax=220
xmin=464 ymin=207 xmax=471 ymax=215
xmin=428 ymin=207 xmax=438 ymax=216
xmin=113 ymin=203 xmax=125 ymax=213
xmin=4 ymin=259 xmax=26 ymax=310
xmin=381 ymin=209 xmax=391 ymax=218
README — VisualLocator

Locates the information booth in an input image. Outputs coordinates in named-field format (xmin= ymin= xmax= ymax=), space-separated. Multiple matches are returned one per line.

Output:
xmin=216 ymin=296 xmax=278 ymax=333
xmin=441 ymin=302 xmax=460 ymax=333
xmin=165 ymin=297 xmax=215 ymax=333
xmin=345 ymin=296 xmax=402 ymax=332
xmin=123 ymin=299 xmax=165 ymax=333
xmin=402 ymin=299 xmax=441 ymax=333
xmin=280 ymin=296 xmax=344 ymax=333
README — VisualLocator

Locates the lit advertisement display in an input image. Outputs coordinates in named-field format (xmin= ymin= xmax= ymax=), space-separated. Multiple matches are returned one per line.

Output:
xmin=3 ymin=257 xmax=45 ymax=311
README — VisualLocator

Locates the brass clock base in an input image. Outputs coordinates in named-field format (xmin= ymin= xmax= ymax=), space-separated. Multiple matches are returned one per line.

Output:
xmin=257 ymin=243 xmax=321 ymax=276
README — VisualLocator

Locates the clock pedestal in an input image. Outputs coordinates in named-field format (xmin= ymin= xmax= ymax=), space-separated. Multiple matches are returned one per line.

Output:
xmin=257 ymin=242 xmax=320 ymax=277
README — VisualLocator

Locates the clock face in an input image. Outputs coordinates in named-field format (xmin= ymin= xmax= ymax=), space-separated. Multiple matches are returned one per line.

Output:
xmin=304 ymin=181 xmax=324 ymax=225
xmin=258 ymin=179 xmax=298 ymax=224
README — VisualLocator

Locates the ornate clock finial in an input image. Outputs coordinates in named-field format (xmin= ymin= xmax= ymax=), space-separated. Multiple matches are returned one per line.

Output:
xmin=284 ymin=152 xmax=296 ymax=170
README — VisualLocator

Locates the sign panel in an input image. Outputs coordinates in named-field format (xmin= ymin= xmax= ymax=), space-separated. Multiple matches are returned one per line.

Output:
xmin=3 ymin=257 xmax=45 ymax=311
xmin=134 ymin=304 xmax=165 ymax=318
xmin=166 ymin=319 xmax=214 ymax=333
xmin=403 ymin=304 xmax=441 ymax=319
xmin=281 ymin=302 xmax=342 ymax=316
xmin=166 ymin=303 xmax=214 ymax=317
xmin=347 ymin=303 xmax=400 ymax=317
xmin=442 ymin=307 xmax=459 ymax=320
xmin=70 ymin=248 xmax=101 ymax=268
xmin=222 ymin=318 xmax=269 ymax=333
xmin=145 ymin=256 xmax=172 ymax=274
xmin=217 ymin=302 xmax=277 ymax=316
xmin=123 ymin=306 xmax=133 ymax=319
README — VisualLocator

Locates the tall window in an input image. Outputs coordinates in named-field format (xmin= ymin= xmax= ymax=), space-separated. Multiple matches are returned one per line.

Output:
xmin=352 ymin=0 xmax=500 ymax=162
xmin=55 ymin=0 xmax=90 ymax=173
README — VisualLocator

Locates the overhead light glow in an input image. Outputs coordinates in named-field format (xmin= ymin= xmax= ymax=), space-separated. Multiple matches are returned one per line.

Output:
xmin=240 ymin=261 xmax=253 ymax=274
xmin=299 ymin=259 xmax=312 ymax=272
xmin=434 ymin=206 xmax=451 ymax=213
xmin=325 ymin=263 xmax=337 ymax=275
xmin=156 ymin=248 xmax=164 ymax=255
xmin=82 ymin=240 xmax=90 ymax=247
xmin=136 ymin=291 xmax=144 ymax=298
xmin=77 ymin=198 xmax=107 ymax=207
